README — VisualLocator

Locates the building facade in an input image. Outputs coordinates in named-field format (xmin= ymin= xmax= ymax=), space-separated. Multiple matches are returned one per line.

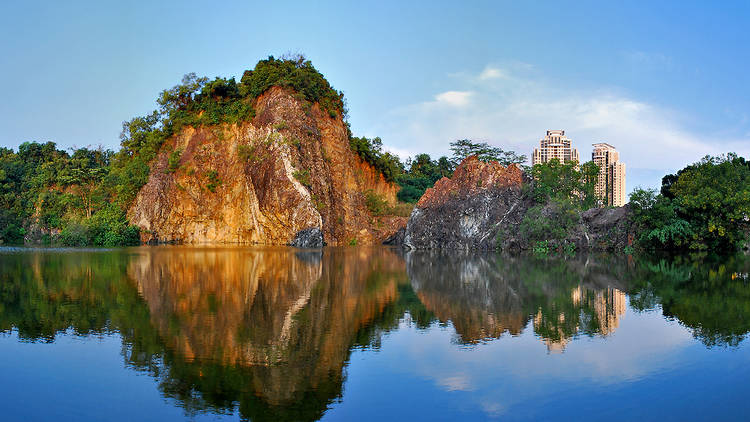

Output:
xmin=591 ymin=143 xmax=626 ymax=207
xmin=532 ymin=130 xmax=580 ymax=165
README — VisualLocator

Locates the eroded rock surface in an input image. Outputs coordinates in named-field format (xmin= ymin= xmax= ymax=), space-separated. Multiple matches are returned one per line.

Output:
xmin=404 ymin=156 xmax=526 ymax=250
xmin=129 ymin=87 xmax=400 ymax=245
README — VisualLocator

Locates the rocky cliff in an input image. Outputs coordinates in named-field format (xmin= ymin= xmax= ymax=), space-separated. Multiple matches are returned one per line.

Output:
xmin=129 ymin=87 xmax=400 ymax=246
xmin=403 ymin=156 xmax=632 ymax=251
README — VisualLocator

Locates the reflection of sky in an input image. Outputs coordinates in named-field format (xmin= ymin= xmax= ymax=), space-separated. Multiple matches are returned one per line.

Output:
xmin=0 ymin=330 xmax=236 ymax=422
xmin=324 ymin=303 xmax=750 ymax=421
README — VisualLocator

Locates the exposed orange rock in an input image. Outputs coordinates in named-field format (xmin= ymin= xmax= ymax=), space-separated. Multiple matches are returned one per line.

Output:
xmin=417 ymin=156 xmax=523 ymax=209
xmin=128 ymin=87 xmax=400 ymax=245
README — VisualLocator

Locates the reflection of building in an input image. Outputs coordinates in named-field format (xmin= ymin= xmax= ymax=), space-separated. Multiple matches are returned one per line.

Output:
xmin=592 ymin=143 xmax=626 ymax=207
xmin=535 ymin=287 xmax=627 ymax=353
xmin=532 ymin=130 xmax=580 ymax=165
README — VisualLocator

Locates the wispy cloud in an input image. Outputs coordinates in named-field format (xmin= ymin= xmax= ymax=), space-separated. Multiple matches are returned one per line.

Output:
xmin=479 ymin=66 xmax=506 ymax=80
xmin=433 ymin=90 xmax=473 ymax=107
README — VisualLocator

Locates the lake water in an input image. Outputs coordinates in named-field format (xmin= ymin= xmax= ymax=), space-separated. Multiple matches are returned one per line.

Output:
xmin=0 ymin=246 xmax=748 ymax=421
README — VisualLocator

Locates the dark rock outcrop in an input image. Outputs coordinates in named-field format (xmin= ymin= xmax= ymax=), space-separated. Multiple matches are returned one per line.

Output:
xmin=404 ymin=156 xmax=527 ymax=250
xmin=289 ymin=228 xmax=324 ymax=248
xmin=403 ymin=156 xmax=632 ymax=251
xmin=383 ymin=227 xmax=406 ymax=245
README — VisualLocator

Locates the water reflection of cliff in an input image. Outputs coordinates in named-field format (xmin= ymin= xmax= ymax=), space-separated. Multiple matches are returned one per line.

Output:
xmin=126 ymin=247 xmax=410 ymax=420
xmin=406 ymin=252 xmax=628 ymax=351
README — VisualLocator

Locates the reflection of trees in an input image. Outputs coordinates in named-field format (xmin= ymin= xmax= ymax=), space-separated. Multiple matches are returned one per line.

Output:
xmin=406 ymin=251 xmax=629 ymax=351
xmin=628 ymin=254 xmax=750 ymax=347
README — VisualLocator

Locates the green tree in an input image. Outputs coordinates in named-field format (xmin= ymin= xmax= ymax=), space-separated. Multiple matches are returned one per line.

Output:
xmin=58 ymin=147 xmax=110 ymax=218
xmin=668 ymin=153 xmax=750 ymax=251
xmin=396 ymin=154 xmax=454 ymax=203
xmin=630 ymin=153 xmax=749 ymax=252
xmin=530 ymin=159 xmax=599 ymax=208
xmin=449 ymin=139 xmax=527 ymax=167
xmin=629 ymin=187 xmax=693 ymax=249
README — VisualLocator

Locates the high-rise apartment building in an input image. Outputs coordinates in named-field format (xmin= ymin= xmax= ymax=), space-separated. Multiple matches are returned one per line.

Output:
xmin=591 ymin=143 xmax=626 ymax=207
xmin=532 ymin=130 xmax=580 ymax=165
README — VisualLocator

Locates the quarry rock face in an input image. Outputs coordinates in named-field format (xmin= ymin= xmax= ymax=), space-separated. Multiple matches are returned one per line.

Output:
xmin=404 ymin=157 xmax=525 ymax=250
xmin=128 ymin=87 xmax=399 ymax=246
xmin=403 ymin=156 xmax=631 ymax=251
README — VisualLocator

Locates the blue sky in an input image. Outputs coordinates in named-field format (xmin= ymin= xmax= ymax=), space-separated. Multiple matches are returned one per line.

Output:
xmin=2 ymin=1 xmax=749 ymax=191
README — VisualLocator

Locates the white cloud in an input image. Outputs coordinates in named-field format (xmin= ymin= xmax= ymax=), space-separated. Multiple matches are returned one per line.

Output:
xmin=370 ymin=65 xmax=750 ymax=191
xmin=436 ymin=374 xmax=474 ymax=391
xmin=434 ymin=90 xmax=473 ymax=107
xmin=479 ymin=66 xmax=506 ymax=80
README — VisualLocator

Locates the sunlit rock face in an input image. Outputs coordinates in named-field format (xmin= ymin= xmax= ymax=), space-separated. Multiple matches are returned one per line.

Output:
xmin=129 ymin=87 xmax=401 ymax=246
xmin=406 ymin=251 xmax=629 ymax=350
xmin=126 ymin=247 xmax=408 ymax=409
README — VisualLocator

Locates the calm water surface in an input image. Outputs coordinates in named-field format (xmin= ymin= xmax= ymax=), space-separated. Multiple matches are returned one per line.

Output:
xmin=0 ymin=246 xmax=748 ymax=421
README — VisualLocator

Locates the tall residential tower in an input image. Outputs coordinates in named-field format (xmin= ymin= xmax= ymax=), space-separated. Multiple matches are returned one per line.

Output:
xmin=532 ymin=130 xmax=580 ymax=165
xmin=591 ymin=143 xmax=626 ymax=207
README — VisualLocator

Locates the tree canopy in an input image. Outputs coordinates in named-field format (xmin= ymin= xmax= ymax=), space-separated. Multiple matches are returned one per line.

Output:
xmin=630 ymin=153 xmax=750 ymax=252
xmin=449 ymin=139 xmax=527 ymax=167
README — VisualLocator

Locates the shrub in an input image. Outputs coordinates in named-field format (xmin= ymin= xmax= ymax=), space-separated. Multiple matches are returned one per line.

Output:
xmin=520 ymin=200 xmax=579 ymax=243
xmin=166 ymin=148 xmax=182 ymax=173
xmin=59 ymin=222 xmax=90 ymax=246
xmin=293 ymin=169 xmax=311 ymax=188
xmin=205 ymin=170 xmax=221 ymax=193
xmin=364 ymin=190 xmax=389 ymax=216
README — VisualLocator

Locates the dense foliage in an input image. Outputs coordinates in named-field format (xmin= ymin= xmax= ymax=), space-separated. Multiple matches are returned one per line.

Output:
xmin=529 ymin=158 xmax=600 ymax=208
xmin=630 ymin=153 xmax=750 ymax=252
xmin=516 ymin=159 xmax=600 ymax=251
xmin=396 ymin=154 xmax=454 ymax=202
xmin=240 ymin=55 xmax=346 ymax=118
xmin=0 ymin=142 xmax=140 ymax=245
xmin=348 ymin=136 xmax=403 ymax=182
